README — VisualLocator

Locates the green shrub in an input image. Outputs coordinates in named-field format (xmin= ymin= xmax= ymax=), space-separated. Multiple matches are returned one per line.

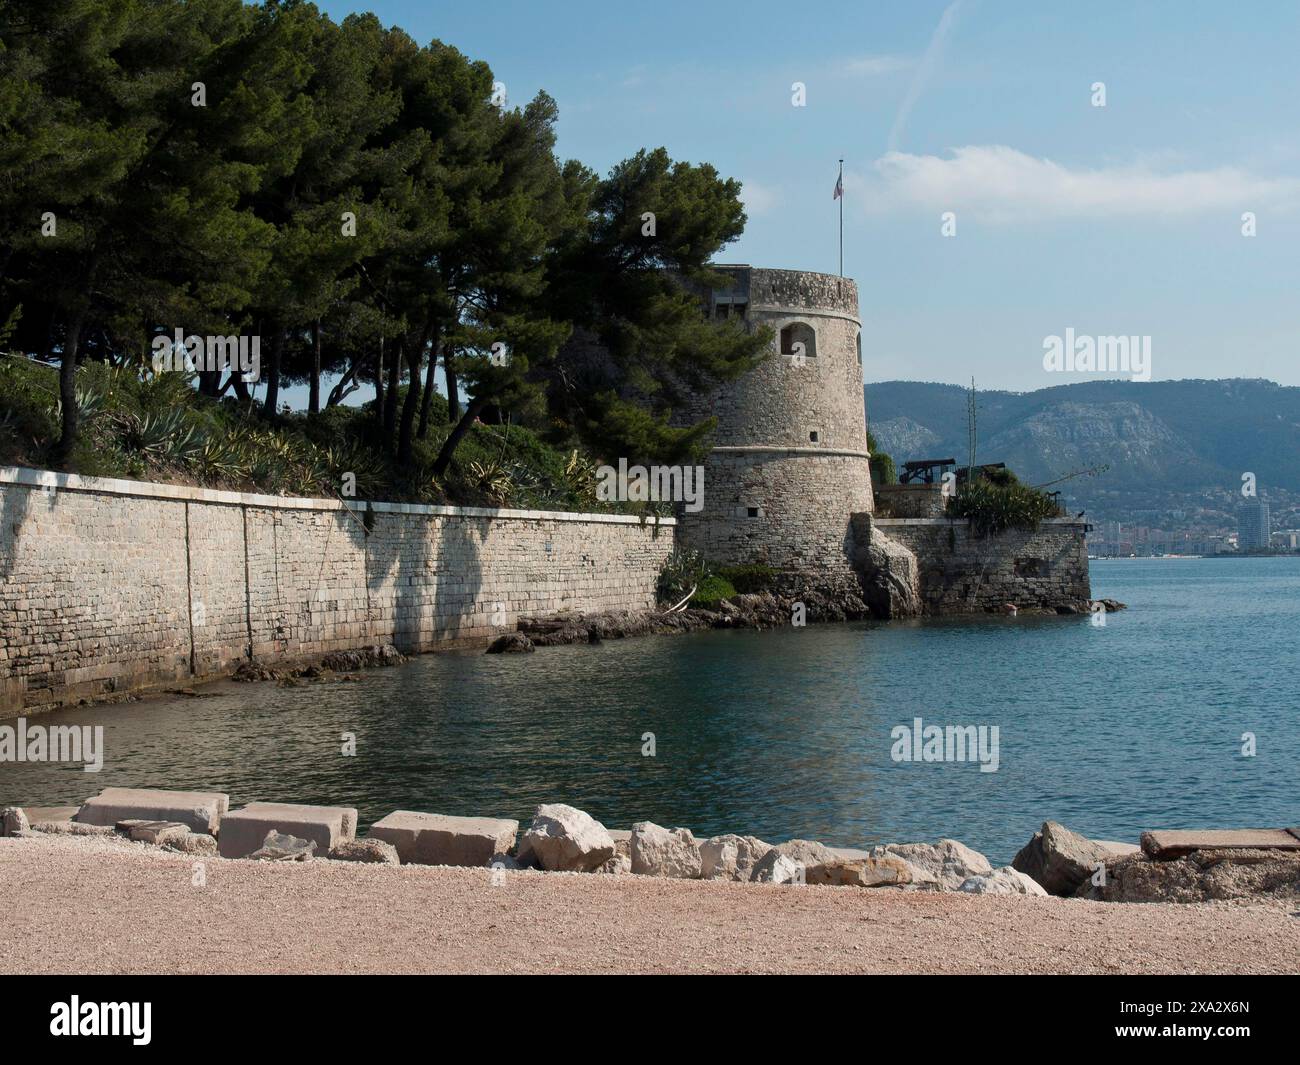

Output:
xmin=656 ymin=547 xmax=710 ymax=605
xmin=690 ymin=573 xmax=737 ymax=607
xmin=867 ymin=430 xmax=896 ymax=486
xmin=945 ymin=478 xmax=1063 ymax=536
xmin=716 ymin=563 xmax=777 ymax=593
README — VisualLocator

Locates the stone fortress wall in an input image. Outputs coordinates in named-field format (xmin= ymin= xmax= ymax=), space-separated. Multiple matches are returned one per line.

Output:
xmin=0 ymin=467 xmax=674 ymax=718
xmin=673 ymin=267 xmax=874 ymax=581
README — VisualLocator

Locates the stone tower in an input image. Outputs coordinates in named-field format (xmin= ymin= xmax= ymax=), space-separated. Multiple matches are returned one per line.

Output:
xmin=675 ymin=266 xmax=874 ymax=588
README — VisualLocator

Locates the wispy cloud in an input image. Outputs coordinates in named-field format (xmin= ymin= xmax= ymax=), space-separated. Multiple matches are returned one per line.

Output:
xmin=842 ymin=54 xmax=913 ymax=77
xmin=864 ymin=145 xmax=1300 ymax=220
xmin=888 ymin=0 xmax=965 ymax=152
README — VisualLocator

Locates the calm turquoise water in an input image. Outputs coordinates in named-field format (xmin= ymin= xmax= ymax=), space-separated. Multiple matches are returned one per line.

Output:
xmin=4 ymin=558 xmax=1298 ymax=864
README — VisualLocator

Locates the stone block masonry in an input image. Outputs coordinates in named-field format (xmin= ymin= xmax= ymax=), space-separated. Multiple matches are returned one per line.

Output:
xmin=860 ymin=516 xmax=1090 ymax=614
xmin=0 ymin=467 xmax=675 ymax=718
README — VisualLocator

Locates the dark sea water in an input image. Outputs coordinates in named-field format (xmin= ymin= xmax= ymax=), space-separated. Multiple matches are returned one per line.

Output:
xmin=4 ymin=557 xmax=1298 ymax=864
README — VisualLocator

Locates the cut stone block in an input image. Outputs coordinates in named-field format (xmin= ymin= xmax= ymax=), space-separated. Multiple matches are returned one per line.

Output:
xmin=1141 ymin=828 xmax=1300 ymax=859
xmin=217 ymin=802 xmax=356 ymax=859
xmin=75 ymin=788 xmax=229 ymax=834
xmin=367 ymin=811 xmax=518 ymax=867
xmin=23 ymin=806 xmax=80 ymax=824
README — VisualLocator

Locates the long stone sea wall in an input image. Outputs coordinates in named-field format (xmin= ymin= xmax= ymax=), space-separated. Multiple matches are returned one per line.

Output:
xmin=0 ymin=467 xmax=675 ymax=717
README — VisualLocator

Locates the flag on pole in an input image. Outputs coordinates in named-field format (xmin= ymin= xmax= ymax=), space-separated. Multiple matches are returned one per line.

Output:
xmin=833 ymin=172 xmax=843 ymax=200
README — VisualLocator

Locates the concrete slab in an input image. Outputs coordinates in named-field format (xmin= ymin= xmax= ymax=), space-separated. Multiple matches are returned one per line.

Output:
xmin=368 ymin=811 xmax=518 ymax=867
xmin=217 ymin=802 xmax=356 ymax=859
xmin=1141 ymin=828 xmax=1300 ymax=859
xmin=75 ymin=788 xmax=228 ymax=834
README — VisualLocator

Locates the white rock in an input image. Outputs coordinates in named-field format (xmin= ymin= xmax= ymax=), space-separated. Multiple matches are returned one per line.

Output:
xmin=699 ymin=834 xmax=773 ymax=881
xmin=1 ymin=807 xmax=29 ymax=837
xmin=520 ymin=803 xmax=615 ymax=873
xmin=958 ymin=866 xmax=1049 ymax=896
xmin=750 ymin=849 xmax=805 ymax=885
xmin=872 ymin=838 xmax=993 ymax=890
xmin=630 ymin=822 xmax=702 ymax=878
xmin=598 ymin=852 xmax=632 ymax=875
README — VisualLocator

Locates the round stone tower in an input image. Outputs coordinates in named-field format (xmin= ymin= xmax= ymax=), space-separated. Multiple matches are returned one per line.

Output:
xmin=675 ymin=266 xmax=874 ymax=582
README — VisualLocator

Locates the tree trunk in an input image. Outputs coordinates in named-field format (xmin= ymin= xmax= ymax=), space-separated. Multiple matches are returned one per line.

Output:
xmin=262 ymin=324 xmax=287 ymax=418
xmin=417 ymin=332 xmax=442 ymax=439
xmin=382 ymin=339 xmax=401 ymax=449
xmin=309 ymin=318 xmax=321 ymax=414
xmin=396 ymin=328 xmax=427 ymax=466
xmin=373 ymin=339 xmax=385 ymax=418
xmin=431 ymin=394 xmax=487 ymax=479
xmin=444 ymin=345 xmax=460 ymax=422
xmin=54 ymin=305 xmax=88 ymax=465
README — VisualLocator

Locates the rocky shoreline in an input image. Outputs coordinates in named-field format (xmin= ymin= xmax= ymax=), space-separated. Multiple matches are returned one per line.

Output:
xmin=484 ymin=595 xmax=1128 ymax=654
xmin=3 ymin=792 xmax=1294 ymax=905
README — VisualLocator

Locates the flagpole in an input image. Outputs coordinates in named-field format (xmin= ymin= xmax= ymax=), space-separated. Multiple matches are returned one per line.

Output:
xmin=838 ymin=158 xmax=844 ymax=277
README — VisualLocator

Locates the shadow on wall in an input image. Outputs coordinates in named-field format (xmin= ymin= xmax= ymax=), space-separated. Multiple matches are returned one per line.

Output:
xmin=365 ymin=509 xmax=486 ymax=653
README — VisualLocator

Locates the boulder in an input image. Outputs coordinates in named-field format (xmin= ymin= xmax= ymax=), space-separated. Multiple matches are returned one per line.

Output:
xmin=486 ymin=633 xmax=535 ymax=654
xmin=599 ymin=852 xmax=632 ymax=875
xmin=1075 ymin=848 xmax=1300 ymax=903
xmin=1012 ymin=821 xmax=1132 ymax=896
xmin=248 ymin=830 xmax=315 ymax=861
xmin=859 ymin=529 xmax=921 ymax=620
xmin=872 ymin=839 xmax=992 ymax=890
xmin=751 ymin=850 xmax=805 ymax=885
xmin=699 ymin=834 xmax=773 ymax=881
xmin=958 ymin=866 xmax=1049 ymax=896
xmin=367 ymin=811 xmax=517 ymax=867
xmin=329 ymin=838 xmax=400 ymax=865
xmin=814 ymin=855 xmax=914 ymax=888
xmin=775 ymin=839 xmax=839 ymax=883
xmin=163 ymin=833 xmax=217 ymax=856
xmin=629 ymin=822 xmax=702 ymax=878
xmin=1 ymin=806 xmax=28 ymax=837
xmin=519 ymin=804 xmax=615 ymax=872
xmin=117 ymin=820 xmax=190 ymax=846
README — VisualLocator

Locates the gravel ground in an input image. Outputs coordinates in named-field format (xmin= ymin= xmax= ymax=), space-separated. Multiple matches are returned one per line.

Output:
xmin=2 ymin=833 xmax=1297 ymax=974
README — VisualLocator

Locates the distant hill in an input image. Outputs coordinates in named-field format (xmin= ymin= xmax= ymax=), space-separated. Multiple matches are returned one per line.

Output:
xmin=865 ymin=379 xmax=1300 ymax=524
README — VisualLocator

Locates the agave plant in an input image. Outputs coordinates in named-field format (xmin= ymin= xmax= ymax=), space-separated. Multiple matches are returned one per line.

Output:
xmin=120 ymin=408 xmax=201 ymax=464
xmin=191 ymin=433 xmax=253 ymax=483
xmin=468 ymin=459 xmax=515 ymax=505
xmin=562 ymin=448 xmax=600 ymax=504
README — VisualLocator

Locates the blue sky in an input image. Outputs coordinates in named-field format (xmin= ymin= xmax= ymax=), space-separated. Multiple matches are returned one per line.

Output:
xmin=314 ymin=0 xmax=1300 ymax=392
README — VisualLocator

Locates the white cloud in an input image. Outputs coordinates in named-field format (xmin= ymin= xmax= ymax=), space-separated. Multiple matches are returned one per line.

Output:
xmin=739 ymin=179 xmax=779 ymax=216
xmin=864 ymin=145 xmax=1300 ymax=220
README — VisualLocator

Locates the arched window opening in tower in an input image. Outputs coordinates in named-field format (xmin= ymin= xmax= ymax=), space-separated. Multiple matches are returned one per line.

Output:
xmin=779 ymin=322 xmax=817 ymax=359
xmin=856 ymin=330 xmax=863 ymax=370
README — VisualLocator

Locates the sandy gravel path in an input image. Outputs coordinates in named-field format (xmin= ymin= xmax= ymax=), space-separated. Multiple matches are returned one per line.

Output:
xmin=1 ymin=833 xmax=1296 ymax=974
